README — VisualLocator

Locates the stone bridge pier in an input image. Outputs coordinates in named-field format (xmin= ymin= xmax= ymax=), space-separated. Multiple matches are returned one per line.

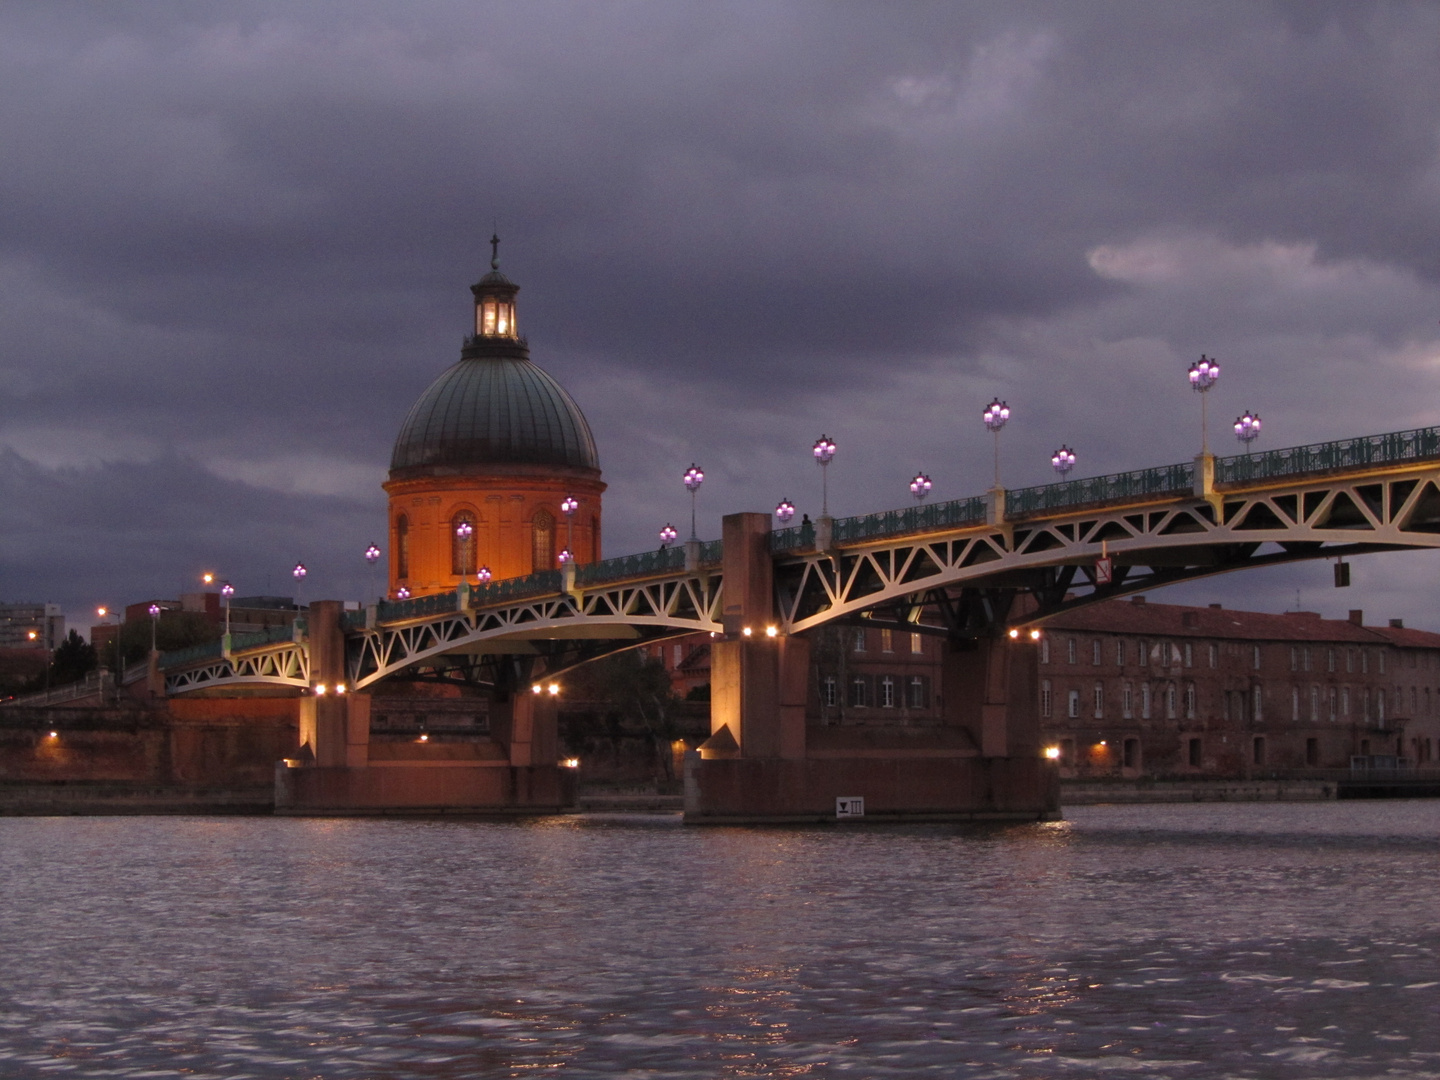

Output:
xmin=685 ymin=513 xmax=1060 ymax=823
xmin=275 ymin=601 xmax=575 ymax=815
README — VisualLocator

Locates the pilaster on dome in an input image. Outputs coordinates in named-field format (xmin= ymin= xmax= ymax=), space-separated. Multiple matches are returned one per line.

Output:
xmin=470 ymin=233 xmax=519 ymax=341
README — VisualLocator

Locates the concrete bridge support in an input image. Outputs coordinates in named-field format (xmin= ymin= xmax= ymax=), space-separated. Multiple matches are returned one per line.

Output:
xmin=275 ymin=601 xmax=574 ymax=815
xmin=685 ymin=513 xmax=1059 ymax=823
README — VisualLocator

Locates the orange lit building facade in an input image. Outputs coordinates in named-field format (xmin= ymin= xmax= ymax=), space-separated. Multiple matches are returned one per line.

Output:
xmin=383 ymin=251 xmax=605 ymax=596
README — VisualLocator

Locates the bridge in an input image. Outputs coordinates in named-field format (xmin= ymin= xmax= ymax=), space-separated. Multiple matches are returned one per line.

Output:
xmin=154 ymin=425 xmax=1440 ymax=821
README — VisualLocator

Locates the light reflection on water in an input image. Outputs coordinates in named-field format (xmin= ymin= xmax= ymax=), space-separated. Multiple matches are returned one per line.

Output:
xmin=0 ymin=801 xmax=1438 ymax=1078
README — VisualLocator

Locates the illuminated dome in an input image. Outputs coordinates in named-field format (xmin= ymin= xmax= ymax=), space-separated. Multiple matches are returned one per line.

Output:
xmin=387 ymin=254 xmax=600 ymax=478
xmin=389 ymin=355 xmax=599 ymax=475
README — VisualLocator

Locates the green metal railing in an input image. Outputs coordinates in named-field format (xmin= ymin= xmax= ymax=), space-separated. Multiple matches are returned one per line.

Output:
xmin=770 ymin=522 xmax=815 ymax=552
xmin=576 ymin=547 xmax=687 ymax=585
xmin=228 ymin=624 xmax=297 ymax=652
xmin=833 ymin=495 xmax=989 ymax=545
xmin=158 ymin=639 xmax=223 ymax=670
xmin=1216 ymin=425 xmax=1440 ymax=484
xmin=1008 ymin=462 xmax=1194 ymax=517
xmin=697 ymin=538 xmax=724 ymax=565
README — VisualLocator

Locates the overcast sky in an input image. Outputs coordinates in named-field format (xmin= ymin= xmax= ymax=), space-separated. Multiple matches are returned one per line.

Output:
xmin=4 ymin=1 xmax=1440 ymax=633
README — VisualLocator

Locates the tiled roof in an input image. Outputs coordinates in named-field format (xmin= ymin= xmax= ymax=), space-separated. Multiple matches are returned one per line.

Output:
xmin=1040 ymin=598 xmax=1440 ymax=648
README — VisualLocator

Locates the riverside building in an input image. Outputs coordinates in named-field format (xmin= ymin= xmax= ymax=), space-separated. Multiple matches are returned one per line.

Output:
xmin=1037 ymin=597 xmax=1440 ymax=779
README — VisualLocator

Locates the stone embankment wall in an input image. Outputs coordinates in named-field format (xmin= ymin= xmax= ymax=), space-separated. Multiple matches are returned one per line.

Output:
xmin=0 ymin=699 xmax=297 ymax=814
xmin=1061 ymin=778 xmax=1337 ymax=804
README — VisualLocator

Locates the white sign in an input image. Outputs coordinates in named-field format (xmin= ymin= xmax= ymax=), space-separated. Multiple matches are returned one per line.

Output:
xmin=1095 ymin=556 xmax=1113 ymax=585
xmin=836 ymin=796 xmax=865 ymax=818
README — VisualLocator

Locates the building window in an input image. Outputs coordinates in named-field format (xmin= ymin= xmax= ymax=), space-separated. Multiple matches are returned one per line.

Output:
xmin=673 ymin=644 xmax=684 ymax=666
xmin=880 ymin=676 xmax=895 ymax=708
xmin=1362 ymin=650 xmax=1369 ymax=674
xmin=1116 ymin=640 xmax=1126 ymax=666
xmin=1041 ymin=680 xmax=1053 ymax=718
xmin=1123 ymin=682 xmax=1133 ymax=719
xmin=1184 ymin=682 xmax=1196 ymax=719
xmin=1041 ymin=637 xmax=1050 ymax=665
xmin=1067 ymin=689 xmax=1080 ymax=718
xmin=1378 ymin=690 xmax=1386 ymax=722
xmin=1253 ymin=646 xmax=1261 ymax=671
xmin=451 ymin=510 xmax=477 ymax=575
xmin=1059 ymin=738 xmax=1075 ymax=765
xmin=853 ymin=628 xmax=866 ymax=653
xmin=1092 ymin=640 xmax=1101 ymax=665
xmin=910 ymin=632 xmax=923 ymax=655
xmin=1341 ymin=686 xmax=1350 ymax=717
xmin=1310 ymin=685 xmax=1319 ymax=722
xmin=1123 ymin=737 xmax=1139 ymax=769
xmin=1303 ymin=647 xmax=1311 ymax=672
xmin=1329 ymin=687 xmax=1337 ymax=721
xmin=1141 ymin=684 xmax=1152 ymax=720
xmin=1327 ymin=648 xmax=1336 ymax=673
xmin=1292 ymin=686 xmax=1299 ymax=722
xmin=907 ymin=676 xmax=930 ymax=710
xmin=1209 ymin=643 xmax=1218 ymax=668
xmin=1068 ymin=638 xmax=1077 ymax=664
xmin=1253 ymin=683 xmax=1263 ymax=722
xmin=1346 ymin=649 xmax=1355 ymax=674
xmin=880 ymin=629 xmax=894 ymax=654
xmin=1363 ymin=688 xmax=1370 ymax=721
xmin=1184 ymin=642 xmax=1193 ymax=668
xmin=1188 ymin=737 xmax=1202 ymax=768
xmin=1093 ymin=682 xmax=1104 ymax=719
xmin=1253 ymin=736 xmax=1266 ymax=766
xmin=823 ymin=676 xmax=837 ymax=708
xmin=1379 ymin=652 xmax=1386 ymax=675
xmin=1290 ymin=647 xmax=1298 ymax=672
xmin=395 ymin=514 xmax=410 ymax=580
xmin=850 ymin=676 xmax=870 ymax=709
xmin=1306 ymin=738 xmax=1319 ymax=766
xmin=1166 ymin=684 xmax=1177 ymax=720
xmin=531 ymin=509 xmax=555 ymax=571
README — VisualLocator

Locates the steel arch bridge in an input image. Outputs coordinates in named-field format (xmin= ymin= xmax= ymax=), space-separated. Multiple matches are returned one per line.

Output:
xmin=160 ymin=425 xmax=1440 ymax=695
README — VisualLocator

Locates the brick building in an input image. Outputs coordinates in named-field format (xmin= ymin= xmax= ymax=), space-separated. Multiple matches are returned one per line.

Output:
xmin=1037 ymin=598 xmax=1440 ymax=779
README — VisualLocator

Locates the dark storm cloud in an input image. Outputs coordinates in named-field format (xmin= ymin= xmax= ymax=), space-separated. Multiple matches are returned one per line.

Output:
xmin=3 ymin=1 xmax=1440 ymax=624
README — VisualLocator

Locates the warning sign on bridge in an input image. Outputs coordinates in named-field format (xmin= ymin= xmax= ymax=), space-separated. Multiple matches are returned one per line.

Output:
xmin=836 ymin=796 xmax=865 ymax=818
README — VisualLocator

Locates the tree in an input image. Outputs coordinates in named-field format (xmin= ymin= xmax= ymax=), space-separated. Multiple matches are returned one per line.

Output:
xmin=48 ymin=630 xmax=97 ymax=686
xmin=562 ymin=649 xmax=683 ymax=778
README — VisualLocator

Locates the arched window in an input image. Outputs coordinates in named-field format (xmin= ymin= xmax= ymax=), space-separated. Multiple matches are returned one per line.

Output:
xmin=532 ymin=509 xmax=554 ymax=572
xmin=451 ymin=510 xmax=477 ymax=576
xmin=395 ymin=515 xmax=410 ymax=580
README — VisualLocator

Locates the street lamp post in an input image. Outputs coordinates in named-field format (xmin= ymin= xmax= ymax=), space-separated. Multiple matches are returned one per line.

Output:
xmin=910 ymin=472 xmax=932 ymax=502
xmin=774 ymin=499 xmax=795 ymax=524
xmin=1188 ymin=355 xmax=1221 ymax=453
xmin=292 ymin=562 xmax=307 ymax=607
xmin=221 ymin=582 xmax=235 ymax=636
xmin=659 ymin=524 xmax=678 ymax=548
xmin=455 ymin=520 xmax=474 ymax=578
xmin=148 ymin=603 xmax=161 ymax=653
xmin=983 ymin=400 xmax=1010 ymax=488
xmin=364 ymin=544 xmax=381 ymax=601
xmin=561 ymin=496 xmax=579 ymax=562
xmin=1235 ymin=411 xmax=1261 ymax=452
xmin=812 ymin=436 xmax=836 ymax=517
xmin=1051 ymin=446 xmax=1076 ymax=478
xmin=683 ymin=465 xmax=704 ymax=540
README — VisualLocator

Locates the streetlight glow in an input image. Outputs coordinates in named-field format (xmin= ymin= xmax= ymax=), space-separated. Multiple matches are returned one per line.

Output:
xmin=774 ymin=499 xmax=795 ymax=524
xmin=1051 ymin=446 xmax=1076 ymax=477
xmin=477 ymin=566 xmax=492 ymax=584
xmin=910 ymin=473 xmax=932 ymax=502
xmin=659 ymin=524 xmax=678 ymax=546
xmin=1235 ymin=411 xmax=1262 ymax=448
xmin=1188 ymin=355 xmax=1221 ymax=453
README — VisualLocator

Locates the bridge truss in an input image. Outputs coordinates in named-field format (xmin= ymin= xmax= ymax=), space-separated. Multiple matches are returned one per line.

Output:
xmin=161 ymin=431 xmax=1440 ymax=694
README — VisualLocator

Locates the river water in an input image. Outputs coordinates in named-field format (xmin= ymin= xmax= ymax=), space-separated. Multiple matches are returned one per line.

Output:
xmin=1 ymin=801 xmax=1438 ymax=1079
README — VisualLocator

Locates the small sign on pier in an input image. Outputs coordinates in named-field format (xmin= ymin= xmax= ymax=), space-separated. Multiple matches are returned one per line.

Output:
xmin=835 ymin=796 xmax=865 ymax=819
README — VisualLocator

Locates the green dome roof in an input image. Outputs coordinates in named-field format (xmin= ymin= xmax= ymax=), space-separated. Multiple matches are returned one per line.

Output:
xmin=389 ymin=355 xmax=600 ymax=474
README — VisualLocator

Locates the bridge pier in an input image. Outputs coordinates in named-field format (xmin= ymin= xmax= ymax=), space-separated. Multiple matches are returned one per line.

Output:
xmin=685 ymin=513 xmax=1059 ymax=823
xmin=275 ymin=601 xmax=574 ymax=815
